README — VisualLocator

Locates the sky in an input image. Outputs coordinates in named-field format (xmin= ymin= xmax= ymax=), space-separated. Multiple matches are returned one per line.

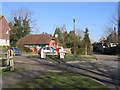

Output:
xmin=2 ymin=2 xmax=118 ymax=42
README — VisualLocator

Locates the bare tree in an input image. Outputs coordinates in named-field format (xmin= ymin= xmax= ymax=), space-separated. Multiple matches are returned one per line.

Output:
xmin=110 ymin=14 xmax=118 ymax=26
xmin=118 ymin=1 xmax=120 ymax=54
xmin=76 ymin=28 xmax=84 ymax=39
xmin=103 ymin=25 xmax=114 ymax=37
xmin=9 ymin=7 xmax=36 ymax=31
xmin=102 ymin=2 xmax=118 ymax=36
xmin=61 ymin=24 xmax=66 ymax=33
xmin=8 ymin=7 xmax=37 ymax=46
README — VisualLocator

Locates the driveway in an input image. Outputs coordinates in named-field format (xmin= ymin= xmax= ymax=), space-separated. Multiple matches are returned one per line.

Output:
xmin=2 ymin=54 xmax=120 ymax=89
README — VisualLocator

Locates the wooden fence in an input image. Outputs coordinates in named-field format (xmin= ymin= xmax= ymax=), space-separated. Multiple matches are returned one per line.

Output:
xmin=0 ymin=53 xmax=14 ymax=71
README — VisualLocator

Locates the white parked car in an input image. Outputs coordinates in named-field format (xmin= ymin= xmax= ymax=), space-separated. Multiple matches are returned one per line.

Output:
xmin=38 ymin=46 xmax=67 ymax=57
xmin=41 ymin=46 xmax=57 ymax=56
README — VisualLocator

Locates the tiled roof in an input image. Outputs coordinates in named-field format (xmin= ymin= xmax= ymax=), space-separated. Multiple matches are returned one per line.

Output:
xmin=0 ymin=16 xmax=2 ymax=19
xmin=17 ymin=34 xmax=53 ymax=45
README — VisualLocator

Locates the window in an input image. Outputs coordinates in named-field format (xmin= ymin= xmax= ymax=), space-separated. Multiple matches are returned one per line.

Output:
xmin=47 ymin=47 xmax=50 ymax=50
xmin=6 ymin=30 xmax=8 ymax=34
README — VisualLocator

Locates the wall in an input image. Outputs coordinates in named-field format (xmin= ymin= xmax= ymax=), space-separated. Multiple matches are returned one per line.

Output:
xmin=0 ymin=39 xmax=9 ymax=46
xmin=0 ymin=16 xmax=10 ymax=46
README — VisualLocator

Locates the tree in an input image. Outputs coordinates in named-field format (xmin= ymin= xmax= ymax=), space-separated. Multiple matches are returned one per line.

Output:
xmin=65 ymin=31 xmax=81 ymax=48
xmin=103 ymin=2 xmax=120 ymax=54
xmin=53 ymin=27 xmax=64 ymax=45
xmin=65 ymin=31 xmax=74 ymax=48
xmin=118 ymin=1 xmax=120 ymax=54
xmin=82 ymin=28 xmax=91 ymax=56
xmin=9 ymin=8 xmax=33 ymax=46
xmin=53 ymin=27 xmax=82 ymax=48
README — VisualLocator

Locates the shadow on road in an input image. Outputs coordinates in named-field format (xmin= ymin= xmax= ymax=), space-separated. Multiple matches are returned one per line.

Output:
xmin=2 ymin=55 xmax=120 ymax=89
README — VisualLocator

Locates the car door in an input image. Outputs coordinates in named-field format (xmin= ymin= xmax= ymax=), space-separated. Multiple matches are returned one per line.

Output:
xmin=45 ymin=47 xmax=51 ymax=55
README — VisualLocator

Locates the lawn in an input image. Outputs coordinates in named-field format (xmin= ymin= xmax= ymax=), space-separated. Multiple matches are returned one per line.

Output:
xmin=11 ymin=72 xmax=107 ymax=89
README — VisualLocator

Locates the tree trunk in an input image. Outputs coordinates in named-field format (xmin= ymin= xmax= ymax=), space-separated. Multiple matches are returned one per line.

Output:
xmin=85 ymin=45 xmax=87 ymax=56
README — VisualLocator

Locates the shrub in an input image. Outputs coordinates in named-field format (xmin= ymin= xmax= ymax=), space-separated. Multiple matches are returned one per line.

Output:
xmin=17 ymin=44 xmax=24 ymax=51
xmin=17 ymin=44 xmax=32 ymax=52
xmin=103 ymin=47 xmax=117 ymax=55
xmin=24 ymin=47 xmax=32 ymax=52
xmin=71 ymin=47 xmax=85 ymax=55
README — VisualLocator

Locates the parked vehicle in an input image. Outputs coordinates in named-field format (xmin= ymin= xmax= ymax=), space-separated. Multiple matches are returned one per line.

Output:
xmin=58 ymin=46 xmax=67 ymax=54
xmin=38 ymin=46 xmax=57 ymax=56
xmin=38 ymin=46 xmax=66 ymax=56
xmin=12 ymin=47 xmax=21 ymax=56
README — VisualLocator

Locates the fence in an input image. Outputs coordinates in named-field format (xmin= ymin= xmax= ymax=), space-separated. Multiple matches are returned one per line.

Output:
xmin=0 ymin=52 xmax=14 ymax=71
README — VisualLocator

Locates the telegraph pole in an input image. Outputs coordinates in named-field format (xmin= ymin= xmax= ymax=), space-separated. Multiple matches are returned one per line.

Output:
xmin=73 ymin=18 xmax=76 ymax=55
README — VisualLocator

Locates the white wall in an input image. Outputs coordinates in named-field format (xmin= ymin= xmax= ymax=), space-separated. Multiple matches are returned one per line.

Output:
xmin=0 ymin=39 xmax=9 ymax=46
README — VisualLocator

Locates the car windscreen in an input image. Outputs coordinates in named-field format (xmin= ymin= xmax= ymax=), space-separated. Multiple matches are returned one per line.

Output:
xmin=46 ymin=47 xmax=50 ymax=50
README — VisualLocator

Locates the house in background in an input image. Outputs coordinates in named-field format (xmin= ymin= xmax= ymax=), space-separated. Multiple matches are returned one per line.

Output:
xmin=106 ymin=30 xmax=118 ymax=47
xmin=0 ymin=16 xmax=11 ymax=47
xmin=17 ymin=34 xmax=56 ymax=53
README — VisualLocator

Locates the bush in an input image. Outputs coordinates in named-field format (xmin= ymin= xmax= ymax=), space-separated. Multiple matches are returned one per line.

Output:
xmin=71 ymin=47 xmax=85 ymax=55
xmin=103 ymin=47 xmax=117 ymax=55
xmin=17 ymin=44 xmax=24 ymax=51
xmin=0 ymin=46 xmax=7 ymax=53
xmin=116 ymin=45 xmax=120 ymax=54
xmin=17 ymin=44 xmax=32 ymax=52
xmin=24 ymin=47 xmax=32 ymax=52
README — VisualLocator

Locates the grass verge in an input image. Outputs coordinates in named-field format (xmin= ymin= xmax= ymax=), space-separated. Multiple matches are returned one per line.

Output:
xmin=10 ymin=72 xmax=107 ymax=89
xmin=79 ymin=55 xmax=97 ymax=59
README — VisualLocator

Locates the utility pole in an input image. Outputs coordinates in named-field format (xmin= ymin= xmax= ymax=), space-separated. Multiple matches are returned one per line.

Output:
xmin=73 ymin=18 xmax=76 ymax=55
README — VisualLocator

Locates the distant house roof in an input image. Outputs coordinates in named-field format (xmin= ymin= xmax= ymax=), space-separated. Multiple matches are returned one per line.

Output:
xmin=17 ymin=34 xmax=53 ymax=45
xmin=106 ymin=31 xmax=118 ymax=43
xmin=0 ymin=15 xmax=11 ymax=30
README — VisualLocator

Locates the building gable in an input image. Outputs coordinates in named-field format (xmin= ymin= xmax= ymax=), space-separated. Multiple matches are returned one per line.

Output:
xmin=0 ymin=16 xmax=11 ymax=46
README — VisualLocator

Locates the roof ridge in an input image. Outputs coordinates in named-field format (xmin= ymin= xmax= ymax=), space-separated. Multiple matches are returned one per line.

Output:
xmin=17 ymin=34 xmax=53 ymax=45
xmin=28 ymin=34 xmax=52 ymax=37
xmin=0 ymin=16 xmax=3 ymax=19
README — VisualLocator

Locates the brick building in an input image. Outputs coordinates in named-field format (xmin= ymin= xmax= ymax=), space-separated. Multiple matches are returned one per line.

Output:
xmin=17 ymin=34 xmax=56 ymax=53
xmin=0 ymin=16 xmax=11 ymax=46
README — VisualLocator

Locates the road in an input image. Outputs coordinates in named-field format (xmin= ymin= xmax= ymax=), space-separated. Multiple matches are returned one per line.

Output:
xmin=2 ymin=54 xmax=120 ymax=89
xmin=93 ymin=54 xmax=120 ymax=89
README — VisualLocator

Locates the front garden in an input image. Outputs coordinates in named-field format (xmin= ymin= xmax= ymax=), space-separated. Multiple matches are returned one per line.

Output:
xmin=10 ymin=72 xmax=107 ymax=89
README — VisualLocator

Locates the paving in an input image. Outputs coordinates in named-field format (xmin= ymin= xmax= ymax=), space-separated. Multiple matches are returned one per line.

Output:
xmin=2 ymin=54 xmax=120 ymax=89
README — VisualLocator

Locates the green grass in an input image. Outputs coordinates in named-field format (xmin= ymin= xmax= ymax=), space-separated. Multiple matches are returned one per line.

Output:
xmin=64 ymin=54 xmax=80 ymax=60
xmin=11 ymin=72 xmax=107 ymax=89
xmin=0 ymin=67 xmax=20 ymax=76
xmin=79 ymin=55 xmax=97 ymax=59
